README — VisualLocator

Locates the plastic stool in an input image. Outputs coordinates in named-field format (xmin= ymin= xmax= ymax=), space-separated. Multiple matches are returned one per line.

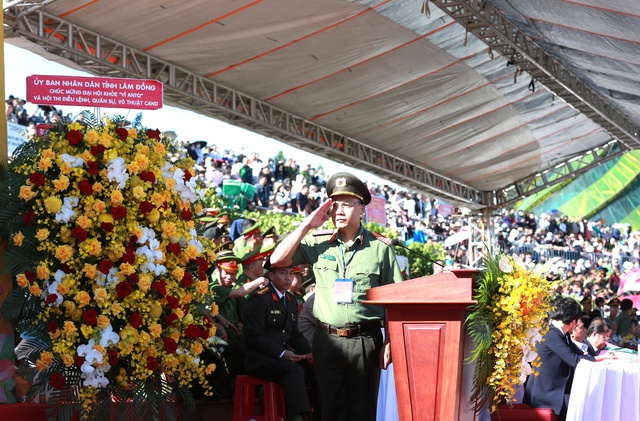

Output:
xmin=233 ymin=375 xmax=287 ymax=421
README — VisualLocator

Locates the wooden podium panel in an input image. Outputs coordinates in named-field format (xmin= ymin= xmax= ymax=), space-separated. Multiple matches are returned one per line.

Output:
xmin=365 ymin=270 xmax=478 ymax=421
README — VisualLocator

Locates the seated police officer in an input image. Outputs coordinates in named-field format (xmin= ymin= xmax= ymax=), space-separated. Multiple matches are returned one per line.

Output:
xmin=242 ymin=259 xmax=313 ymax=421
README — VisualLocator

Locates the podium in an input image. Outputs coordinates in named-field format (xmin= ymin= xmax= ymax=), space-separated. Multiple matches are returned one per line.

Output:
xmin=365 ymin=269 xmax=479 ymax=421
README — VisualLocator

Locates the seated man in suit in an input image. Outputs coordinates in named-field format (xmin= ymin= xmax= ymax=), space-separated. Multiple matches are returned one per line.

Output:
xmin=584 ymin=317 xmax=618 ymax=361
xmin=242 ymin=259 xmax=313 ymax=421
xmin=524 ymin=297 xmax=596 ymax=419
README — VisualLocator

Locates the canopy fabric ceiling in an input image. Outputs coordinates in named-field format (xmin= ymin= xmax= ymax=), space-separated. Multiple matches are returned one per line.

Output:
xmin=5 ymin=0 xmax=640 ymax=209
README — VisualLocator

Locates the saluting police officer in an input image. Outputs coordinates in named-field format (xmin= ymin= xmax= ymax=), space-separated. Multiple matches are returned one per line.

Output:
xmin=270 ymin=172 xmax=403 ymax=421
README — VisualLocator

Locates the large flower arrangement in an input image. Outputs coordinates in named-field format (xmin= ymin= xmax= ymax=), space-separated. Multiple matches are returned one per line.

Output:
xmin=0 ymin=114 xmax=219 ymax=420
xmin=466 ymin=254 xmax=556 ymax=413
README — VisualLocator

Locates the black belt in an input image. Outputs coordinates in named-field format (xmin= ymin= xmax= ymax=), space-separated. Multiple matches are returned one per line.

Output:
xmin=317 ymin=320 xmax=381 ymax=338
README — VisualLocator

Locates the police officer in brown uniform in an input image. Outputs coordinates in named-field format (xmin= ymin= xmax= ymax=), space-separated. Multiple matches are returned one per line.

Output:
xmin=271 ymin=172 xmax=403 ymax=421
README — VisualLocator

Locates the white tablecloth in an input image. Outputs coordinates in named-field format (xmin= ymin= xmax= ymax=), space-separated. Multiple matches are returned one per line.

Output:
xmin=566 ymin=358 xmax=640 ymax=421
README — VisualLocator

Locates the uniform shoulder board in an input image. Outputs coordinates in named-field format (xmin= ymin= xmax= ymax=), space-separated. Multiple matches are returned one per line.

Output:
xmin=257 ymin=287 xmax=270 ymax=295
xmin=312 ymin=229 xmax=334 ymax=236
xmin=370 ymin=231 xmax=393 ymax=246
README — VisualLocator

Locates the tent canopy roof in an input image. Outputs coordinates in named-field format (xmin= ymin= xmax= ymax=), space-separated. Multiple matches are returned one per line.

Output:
xmin=5 ymin=0 xmax=639 ymax=209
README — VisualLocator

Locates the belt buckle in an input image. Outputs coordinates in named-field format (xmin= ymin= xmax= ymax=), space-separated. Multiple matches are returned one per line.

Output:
xmin=336 ymin=328 xmax=349 ymax=337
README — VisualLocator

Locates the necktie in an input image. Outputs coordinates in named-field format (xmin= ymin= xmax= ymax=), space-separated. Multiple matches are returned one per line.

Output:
xmin=282 ymin=295 xmax=287 ymax=310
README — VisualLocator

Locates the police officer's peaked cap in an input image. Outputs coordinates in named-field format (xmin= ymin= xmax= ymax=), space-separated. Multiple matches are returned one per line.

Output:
xmin=326 ymin=172 xmax=371 ymax=205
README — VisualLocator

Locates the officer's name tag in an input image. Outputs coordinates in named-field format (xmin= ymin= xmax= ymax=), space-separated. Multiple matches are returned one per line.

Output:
xmin=270 ymin=310 xmax=281 ymax=314
xmin=334 ymin=278 xmax=353 ymax=303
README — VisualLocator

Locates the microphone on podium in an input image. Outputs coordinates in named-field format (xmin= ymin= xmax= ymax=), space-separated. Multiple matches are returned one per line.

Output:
xmin=390 ymin=239 xmax=444 ymax=268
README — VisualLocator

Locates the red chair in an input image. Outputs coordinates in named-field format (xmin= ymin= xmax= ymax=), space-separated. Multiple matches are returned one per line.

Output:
xmin=490 ymin=403 xmax=559 ymax=421
xmin=233 ymin=375 xmax=286 ymax=421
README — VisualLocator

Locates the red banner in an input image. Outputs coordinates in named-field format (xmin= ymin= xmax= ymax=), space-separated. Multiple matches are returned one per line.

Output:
xmin=365 ymin=196 xmax=387 ymax=226
xmin=26 ymin=75 xmax=163 ymax=110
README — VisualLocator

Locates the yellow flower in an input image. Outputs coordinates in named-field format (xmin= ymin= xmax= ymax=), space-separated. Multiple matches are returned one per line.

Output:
xmin=149 ymin=305 xmax=163 ymax=320
xmin=146 ymin=209 xmax=160 ymax=223
xmin=92 ymin=182 xmax=103 ymax=194
xmin=134 ymin=154 xmax=149 ymax=170
xmin=19 ymin=185 xmax=36 ymax=201
xmin=97 ymin=315 xmax=110 ymax=329
xmin=57 ymin=282 xmax=69 ymax=296
xmin=13 ymin=231 xmax=24 ymax=246
xmin=36 ymin=264 xmax=50 ymax=281
xmin=84 ymin=129 xmax=100 ymax=145
xmin=93 ymin=288 xmax=109 ymax=304
xmin=154 ymin=142 xmax=166 ymax=154
xmin=185 ymin=245 xmax=199 ymax=260
xmin=196 ymin=281 xmax=208 ymax=295
xmin=55 ymin=245 xmax=75 ymax=263
xmin=191 ymin=341 xmax=203 ymax=356
xmin=151 ymin=192 xmax=164 ymax=206
xmin=166 ymin=178 xmax=176 ymax=190
xmin=132 ymin=185 xmax=145 ymax=199
xmin=94 ymin=200 xmax=108 ymax=215
xmin=76 ymin=215 xmax=92 ymax=230
xmin=128 ymin=128 xmax=137 ymax=138
xmin=38 ymin=157 xmax=53 ymax=172
xmin=74 ymin=291 xmax=91 ymax=307
xmin=111 ymin=303 xmax=124 ymax=316
xmin=59 ymin=162 xmax=72 ymax=175
xmin=111 ymin=190 xmax=124 ymax=206
xmin=44 ymin=196 xmax=63 ymax=214
xmin=16 ymin=273 xmax=29 ymax=288
xmin=62 ymin=354 xmax=75 ymax=367
xmin=162 ymin=221 xmax=177 ymax=238
xmin=40 ymin=351 xmax=54 ymax=365
xmin=99 ymin=132 xmax=113 ymax=148
xmin=138 ymin=274 xmax=153 ymax=292
xmin=52 ymin=174 xmax=70 ymax=191
xmin=148 ymin=323 xmax=162 ymax=338
xmin=119 ymin=263 xmax=135 ymax=276
xmin=85 ymin=238 xmax=102 ymax=256
xmin=81 ymin=325 xmax=94 ymax=339
xmin=205 ymin=363 xmax=216 ymax=375
xmin=60 ymin=226 xmax=72 ymax=243
xmin=128 ymin=162 xmax=141 ymax=174
xmin=83 ymin=264 xmax=98 ymax=279
xmin=172 ymin=267 xmax=185 ymax=282
xmin=35 ymin=228 xmax=50 ymax=241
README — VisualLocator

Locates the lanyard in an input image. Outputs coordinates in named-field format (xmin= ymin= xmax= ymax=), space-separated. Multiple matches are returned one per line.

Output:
xmin=340 ymin=242 xmax=359 ymax=278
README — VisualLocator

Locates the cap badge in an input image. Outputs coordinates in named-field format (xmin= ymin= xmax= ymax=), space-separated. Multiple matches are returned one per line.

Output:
xmin=336 ymin=177 xmax=347 ymax=187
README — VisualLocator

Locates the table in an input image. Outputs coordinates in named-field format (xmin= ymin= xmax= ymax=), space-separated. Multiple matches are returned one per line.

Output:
xmin=566 ymin=357 xmax=640 ymax=421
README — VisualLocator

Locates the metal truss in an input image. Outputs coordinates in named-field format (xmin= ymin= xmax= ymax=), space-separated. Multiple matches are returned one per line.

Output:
xmin=492 ymin=140 xmax=625 ymax=207
xmin=430 ymin=0 xmax=640 ymax=152
xmin=3 ymin=6 xmax=484 ymax=207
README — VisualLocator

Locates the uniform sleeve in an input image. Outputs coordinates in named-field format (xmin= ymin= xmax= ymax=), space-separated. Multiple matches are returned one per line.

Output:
xmin=547 ymin=330 xmax=595 ymax=366
xmin=211 ymin=283 xmax=231 ymax=304
xmin=292 ymin=234 xmax=320 ymax=266
xmin=380 ymin=241 xmax=404 ymax=286
xmin=242 ymin=294 xmax=286 ymax=359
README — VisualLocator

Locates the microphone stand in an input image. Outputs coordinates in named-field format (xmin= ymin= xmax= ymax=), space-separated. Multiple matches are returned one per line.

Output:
xmin=390 ymin=239 xmax=444 ymax=268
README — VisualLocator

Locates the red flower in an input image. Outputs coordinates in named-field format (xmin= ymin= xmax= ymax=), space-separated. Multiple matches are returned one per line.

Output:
xmin=78 ymin=179 xmax=93 ymax=195
xmin=128 ymin=273 xmax=139 ymax=284
xmin=139 ymin=201 xmax=154 ymax=216
xmin=167 ymin=242 xmax=181 ymax=256
xmin=29 ymin=172 xmax=45 ymax=187
xmin=66 ymin=130 xmax=83 ymax=146
xmin=45 ymin=294 xmax=58 ymax=305
xmin=23 ymin=211 xmax=34 ymax=226
xmin=101 ymin=222 xmax=114 ymax=232
xmin=111 ymin=205 xmax=127 ymax=220
xmin=163 ymin=337 xmax=178 ymax=354
xmin=49 ymin=372 xmax=66 ymax=389
xmin=183 ymin=171 xmax=192 ymax=182
xmin=151 ymin=281 xmax=167 ymax=297
xmin=116 ymin=281 xmax=133 ymax=299
xmin=99 ymin=260 xmax=113 ymax=275
xmin=90 ymin=144 xmax=106 ymax=156
xmin=185 ymin=324 xmax=202 ymax=339
xmin=180 ymin=272 xmax=194 ymax=288
xmin=107 ymin=349 xmax=118 ymax=365
xmin=166 ymin=296 xmax=179 ymax=310
xmin=147 ymin=356 xmax=159 ymax=371
xmin=147 ymin=129 xmax=161 ymax=140
xmin=87 ymin=161 xmax=99 ymax=176
xmin=83 ymin=309 xmax=98 ymax=326
xmin=201 ymin=329 xmax=209 ymax=339
xmin=115 ymin=127 xmax=129 ymax=141
xmin=139 ymin=171 xmax=156 ymax=183
xmin=25 ymin=270 xmax=36 ymax=282
xmin=61 ymin=265 xmax=72 ymax=274
xmin=72 ymin=226 xmax=88 ymax=242
xmin=46 ymin=321 xmax=58 ymax=333
xmin=120 ymin=252 xmax=135 ymax=265
xmin=130 ymin=312 xmax=143 ymax=328
xmin=74 ymin=353 xmax=85 ymax=367
xmin=181 ymin=209 xmax=193 ymax=221
xmin=165 ymin=313 xmax=178 ymax=326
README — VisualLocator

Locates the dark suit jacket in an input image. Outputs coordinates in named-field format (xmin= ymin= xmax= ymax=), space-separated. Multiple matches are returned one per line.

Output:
xmin=584 ymin=339 xmax=601 ymax=357
xmin=242 ymin=282 xmax=311 ymax=372
xmin=523 ymin=325 xmax=595 ymax=417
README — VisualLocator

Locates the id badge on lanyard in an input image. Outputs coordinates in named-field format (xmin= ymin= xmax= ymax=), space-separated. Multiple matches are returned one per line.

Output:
xmin=334 ymin=278 xmax=354 ymax=303
xmin=334 ymin=243 xmax=357 ymax=304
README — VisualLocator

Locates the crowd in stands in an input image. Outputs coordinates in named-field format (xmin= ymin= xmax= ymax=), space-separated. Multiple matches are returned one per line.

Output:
xmin=5 ymin=95 xmax=81 ymax=139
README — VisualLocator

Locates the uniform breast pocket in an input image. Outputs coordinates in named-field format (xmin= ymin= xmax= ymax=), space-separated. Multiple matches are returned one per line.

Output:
xmin=355 ymin=262 xmax=381 ymax=289
xmin=267 ymin=312 xmax=286 ymax=327
xmin=313 ymin=259 xmax=339 ymax=288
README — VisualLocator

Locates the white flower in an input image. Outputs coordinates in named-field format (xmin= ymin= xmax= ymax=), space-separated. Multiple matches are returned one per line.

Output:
xmin=107 ymin=157 xmax=129 ymax=189
xmin=99 ymin=324 xmax=120 ymax=348
xmin=54 ymin=196 xmax=79 ymax=223
xmin=60 ymin=153 xmax=85 ymax=168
